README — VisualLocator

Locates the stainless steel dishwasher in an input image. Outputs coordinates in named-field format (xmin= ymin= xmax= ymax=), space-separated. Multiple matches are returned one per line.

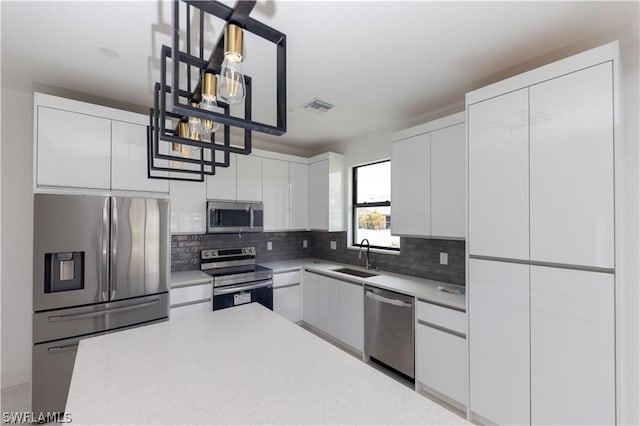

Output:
xmin=364 ymin=285 xmax=415 ymax=379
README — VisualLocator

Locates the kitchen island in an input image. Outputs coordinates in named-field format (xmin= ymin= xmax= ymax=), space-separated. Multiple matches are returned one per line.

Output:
xmin=66 ymin=303 xmax=467 ymax=425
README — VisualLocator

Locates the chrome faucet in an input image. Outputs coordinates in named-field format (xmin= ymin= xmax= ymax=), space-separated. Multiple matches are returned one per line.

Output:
xmin=358 ymin=238 xmax=371 ymax=270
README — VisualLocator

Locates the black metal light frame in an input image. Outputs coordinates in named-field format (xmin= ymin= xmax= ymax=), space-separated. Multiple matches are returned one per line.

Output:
xmin=147 ymin=0 xmax=286 ymax=181
xmin=172 ymin=0 xmax=287 ymax=136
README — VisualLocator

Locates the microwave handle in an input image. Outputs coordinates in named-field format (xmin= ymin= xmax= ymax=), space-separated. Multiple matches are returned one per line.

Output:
xmin=250 ymin=207 xmax=255 ymax=229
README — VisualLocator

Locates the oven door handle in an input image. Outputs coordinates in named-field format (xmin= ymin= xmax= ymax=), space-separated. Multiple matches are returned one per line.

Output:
xmin=214 ymin=280 xmax=273 ymax=296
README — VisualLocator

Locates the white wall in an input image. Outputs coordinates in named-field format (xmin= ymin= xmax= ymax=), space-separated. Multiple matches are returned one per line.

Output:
xmin=619 ymin=39 xmax=639 ymax=426
xmin=0 ymin=82 xmax=33 ymax=388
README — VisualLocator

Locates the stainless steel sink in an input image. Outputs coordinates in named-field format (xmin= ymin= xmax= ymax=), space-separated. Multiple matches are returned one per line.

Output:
xmin=332 ymin=267 xmax=378 ymax=278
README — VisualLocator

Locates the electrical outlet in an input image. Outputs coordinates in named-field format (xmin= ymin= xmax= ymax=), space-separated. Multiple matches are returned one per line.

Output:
xmin=440 ymin=252 xmax=448 ymax=265
xmin=303 ymin=239 xmax=308 ymax=248
xmin=330 ymin=240 xmax=337 ymax=250
xmin=267 ymin=241 xmax=272 ymax=251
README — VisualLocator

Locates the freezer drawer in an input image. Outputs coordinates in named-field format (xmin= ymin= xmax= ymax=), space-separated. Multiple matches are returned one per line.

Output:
xmin=364 ymin=286 xmax=415 ymax=379
xmin=32 ymin=318 xmax=166 ymax=415
xmin=33 ymin=293 xmax=169 ymax=344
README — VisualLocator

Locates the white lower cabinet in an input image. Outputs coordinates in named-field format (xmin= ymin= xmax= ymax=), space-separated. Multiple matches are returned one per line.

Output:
xmin=170 ymin=301 xmax=211 ymax=320
xmin=530 ymin=266 xmax=615 ymax=425
xmin=337 ymin=281 xmax=364 ymax=352
xmin=468 ymin=259 xmax=530 ymax=425
xmin=317 ymin=275 xmax=339 ymax=338
xmin=416 ymin=322 xmax=466 ymax=406
xmin=302 ymin=272 xmax=319 ymax=328
xmin=303 ymin=272 xmax=364 ymax=353
xmin=169 ymin=282 xmax=213 ymax=321
xmin=273 ymin=271 xmax=302 ymax=323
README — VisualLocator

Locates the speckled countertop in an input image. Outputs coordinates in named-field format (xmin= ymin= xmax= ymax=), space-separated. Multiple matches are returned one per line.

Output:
xmin=65 ymin=303 xmax=468 ymax=425
xmin=261 ymin=258 xmax=466 ymax=311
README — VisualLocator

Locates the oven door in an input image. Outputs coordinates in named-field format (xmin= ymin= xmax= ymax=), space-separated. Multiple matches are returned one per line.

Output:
xmin=213 ymin=279 xmax=273 ymax=311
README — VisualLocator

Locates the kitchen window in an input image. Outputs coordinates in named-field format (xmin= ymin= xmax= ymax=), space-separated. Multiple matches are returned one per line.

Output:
xmin=352 ymin=160 xmax=400 ymax=251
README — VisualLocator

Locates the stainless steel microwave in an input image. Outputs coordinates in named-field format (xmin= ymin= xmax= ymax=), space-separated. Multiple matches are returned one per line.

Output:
xmin=206 ymin=201 xmax=264 ymax=233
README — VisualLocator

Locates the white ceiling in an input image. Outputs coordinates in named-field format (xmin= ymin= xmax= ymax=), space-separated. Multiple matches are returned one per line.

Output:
xmin=2 ymin=1 xmax=638 ymax=150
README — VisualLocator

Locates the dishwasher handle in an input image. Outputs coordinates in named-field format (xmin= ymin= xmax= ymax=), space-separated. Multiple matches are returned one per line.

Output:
xmin=365 ymin=290 xmax=412 ymax=308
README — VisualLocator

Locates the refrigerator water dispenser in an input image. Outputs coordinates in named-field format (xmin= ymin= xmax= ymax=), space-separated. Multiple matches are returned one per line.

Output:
xmin=44 ymin=252 xmax=84 ymax=293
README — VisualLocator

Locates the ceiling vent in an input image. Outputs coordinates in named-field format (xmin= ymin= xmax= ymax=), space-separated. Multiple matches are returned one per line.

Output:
xmin=303 ymin=97 xmax=334 ymax=114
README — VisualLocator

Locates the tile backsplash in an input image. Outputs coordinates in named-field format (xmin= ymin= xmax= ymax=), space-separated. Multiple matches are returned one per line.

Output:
xmin=172 ymin=231 xmax=465 ymax=285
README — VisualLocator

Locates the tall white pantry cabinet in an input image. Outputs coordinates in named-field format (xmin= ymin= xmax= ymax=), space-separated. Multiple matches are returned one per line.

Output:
xmin=467 ymin=42 xmax=620 ymax=425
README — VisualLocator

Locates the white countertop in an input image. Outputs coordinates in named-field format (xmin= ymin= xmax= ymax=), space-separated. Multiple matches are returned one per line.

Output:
xmin=170 ymin=270 xmax=212 ymax=288
xmin=261 ymin=258 xmax=466 ymax=311
xmin=66 ymin=304 xmax=467 ymax=425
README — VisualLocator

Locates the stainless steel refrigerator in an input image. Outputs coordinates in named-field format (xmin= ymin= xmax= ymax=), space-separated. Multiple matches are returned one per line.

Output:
xmin=32 ymin=194 xmax=170 ymax=414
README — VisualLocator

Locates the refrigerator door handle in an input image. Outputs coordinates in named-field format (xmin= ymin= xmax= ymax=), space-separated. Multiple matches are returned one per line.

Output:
xmin=47 ymin=343 xmax=79 ymax=354
xmin=100 ymin=198 xmax=110 ymax=302
xmin=47 ymin=298 xmax=161 ymax=322
xmin=110 ymin=197 xmax=118 ymax=300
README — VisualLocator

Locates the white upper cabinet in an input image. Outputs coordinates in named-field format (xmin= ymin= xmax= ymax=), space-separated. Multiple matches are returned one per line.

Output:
xmin=529 ymin=62 xmax=614 ymax=268
xmin=206 ymin=153 xmax=236 ymax=201
xmin=391 ymin=133 xmax=430 ymax=237
xmin=309 ymin=153 xmax=344 ymax=232
xmin=468 ymin=89 xmax=530 ymax=259
xmin=170 ymin=179 xmax=206 ymax=234
xmin=289 ymin=162 xmax=309 ymax=230
xmin=35 ymin=93 xmax=169 ymax=194
xmin=236 ymin=155 xmax=262 ymax=202
xmin=111 ymin=121 xmax=169 ymax=193
xmin=430 ymin=123 xmax=465 ymax=238
xmin=37 ymin=106 xmax=112 ymax=190
xmin=391 ymin=112 xmax=465 ymax=239
xmin=262 ymin=158 xmax=290 ymax=231
xmin=530 ymin=266 xmax=615 ymax=425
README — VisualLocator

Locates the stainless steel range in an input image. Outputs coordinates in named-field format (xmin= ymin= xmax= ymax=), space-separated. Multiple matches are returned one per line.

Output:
xmin=200 ymin=247 xmax=273 ymax=311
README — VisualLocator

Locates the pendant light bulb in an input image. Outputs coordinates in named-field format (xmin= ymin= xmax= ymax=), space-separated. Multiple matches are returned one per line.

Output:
xmin=199 ymin=71 xmax=221 ymax=138
xmin=188 ymin=101 xmax=201 ymax=139
xmin=217 ymin=24 xmax=246 ymax=105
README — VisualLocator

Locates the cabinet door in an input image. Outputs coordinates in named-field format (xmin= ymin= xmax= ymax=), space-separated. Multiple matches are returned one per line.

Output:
xmin=337 ymin=281 xmax=363 ymax=352
xmin=416 ymin=323 xmax=467 ymax=405
xmin=302 ymin=272 xmax=319 ymax=327
xmin=430 ymin=123 xmax=465 ymax=238
xmin=262 ymin=158 xmax=290 ymax=231
xmin=391 ymin=133 xmax=430 ymax=236
xmin=273 ymin=284 xmax=301 ymax=323
xmin=290 ymin=162 xmax=309 ymax=230
xmin=206 ymin=153 xmax=236 ymax=200
xmin=317 ymin=276 xmax=339 ymax=338
xmin=468 ymin=259 xmax=530 ymax=425
xmin=530 ymin=63 xmax=614 ymax=268
xmin=111 ymin=121 xmax=169 ymax=193
xmin=468 ymin=89 xmax=529 ymax=259
xmin=530 ymin=266 xmax=614 ymax=425
xmin=37 ymin=106 xmax=111 ymax=190
xmin=309 ymin=160 xmax=329 ymax=230
xmin=169 ymin=180 xmax=206 ymax=234
xmin=236 ymin=155 xmax=262 ymax=201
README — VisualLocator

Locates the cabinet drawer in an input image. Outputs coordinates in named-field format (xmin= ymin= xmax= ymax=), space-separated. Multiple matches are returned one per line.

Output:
xmin=170 ymin=283 xmax=213 ymax=307
xmin=170 ymin=301 xmax=211 ymax=320
xmin=274 ymin=270 xmax=301 ymax=287
xmin=416 ymin=301 xmax=466 ymax=335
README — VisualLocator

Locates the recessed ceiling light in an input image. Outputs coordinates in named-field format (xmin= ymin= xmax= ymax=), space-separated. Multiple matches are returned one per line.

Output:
xmin=99 ymin=46 xmax=120 ymax=59
xmin=303 ymin=97 xmax=334 ymax=114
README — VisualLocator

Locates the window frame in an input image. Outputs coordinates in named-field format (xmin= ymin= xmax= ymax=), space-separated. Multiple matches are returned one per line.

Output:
xmin=352 ymin=159 xmax=399 ymax=251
